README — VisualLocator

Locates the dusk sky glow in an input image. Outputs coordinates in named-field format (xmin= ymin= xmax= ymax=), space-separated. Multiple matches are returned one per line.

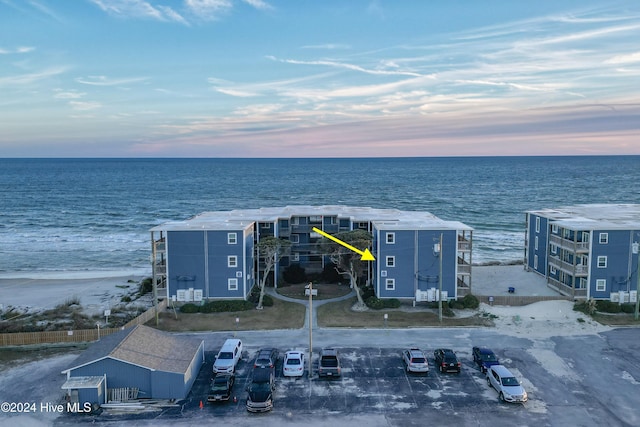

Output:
xmin=1 ymin=0 xmax=639 ymax=157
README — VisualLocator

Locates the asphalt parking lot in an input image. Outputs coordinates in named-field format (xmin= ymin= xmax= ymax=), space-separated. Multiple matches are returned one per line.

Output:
xmin=46 ymin=326 xmax=637 ymax=427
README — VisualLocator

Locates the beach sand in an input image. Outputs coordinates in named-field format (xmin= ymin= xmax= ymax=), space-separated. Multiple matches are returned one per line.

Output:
xmin=0 ymin=271 xmax=149 ymax=315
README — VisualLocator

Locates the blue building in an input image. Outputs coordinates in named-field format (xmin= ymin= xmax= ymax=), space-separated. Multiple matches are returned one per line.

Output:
xmin=525 ymin=204 xmax=640 ymax=301
xmin=61 ymin=325 xmax=204 ymax=406
xmin=151 ymin=206 xmax=473 ymax=303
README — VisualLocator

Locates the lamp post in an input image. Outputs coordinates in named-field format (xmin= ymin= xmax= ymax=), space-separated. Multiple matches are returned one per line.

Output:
xmin=235 ymin=317 xmax=239 ymax=337
xmin=384 ymin=313 xmax=388 ymax=331
xmin=438 ymin=233 xmax=443 ymax=324
xmin=634 ymin=239 xmax=640 ymax=321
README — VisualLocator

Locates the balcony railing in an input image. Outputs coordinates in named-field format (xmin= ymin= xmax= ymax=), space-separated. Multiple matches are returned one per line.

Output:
xmin=548 ymin=257 xmax=588 ymax=276
xmin=549 ymin=234 xmax=589 ymax=253
xmin=547 ymin=277 xmax=588 ymax=298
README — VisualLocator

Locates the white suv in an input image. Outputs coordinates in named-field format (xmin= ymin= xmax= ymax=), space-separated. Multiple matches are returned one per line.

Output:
xmin=213 ymin=339 xmax=243 ymax=374
xmin=487 ymin=365 xmax=528 ymax=403
xmin=402 ymin=348 xmax=429 ymax=374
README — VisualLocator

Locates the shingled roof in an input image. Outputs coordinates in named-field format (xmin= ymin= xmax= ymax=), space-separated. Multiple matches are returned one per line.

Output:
xmin=62 ymin=325 xmax=203 ymax=374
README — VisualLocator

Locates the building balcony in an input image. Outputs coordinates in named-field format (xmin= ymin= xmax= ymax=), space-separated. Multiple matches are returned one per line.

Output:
xmin=547 ymin=277 xmax=588 ymax=298
xmin=457 ymin=263 xmax=471 ymax=275
xmin=548 ymin=257 xmax=588 ymax=276
xmin=549 ymin=234 xmax=589 ymax=253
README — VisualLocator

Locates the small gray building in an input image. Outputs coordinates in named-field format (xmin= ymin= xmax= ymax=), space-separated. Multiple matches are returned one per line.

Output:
xmin=61 ymin=325 xmax=204 ymax=406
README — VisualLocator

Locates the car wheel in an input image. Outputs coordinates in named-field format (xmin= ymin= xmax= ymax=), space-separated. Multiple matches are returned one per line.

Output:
xmin=487 ymin=377 xmax=492 ymax=388
xmin=499 ymin=392 xmax=505 ymax=402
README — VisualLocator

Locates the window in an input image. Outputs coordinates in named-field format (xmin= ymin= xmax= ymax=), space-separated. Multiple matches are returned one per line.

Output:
xmin=290 ymin=234 xmax=299 ymax=243
xmin=550 ymin=265 xmax=556 ymax=275
xmin=386 ymin=256 xmax=395 ymax=267
xmin=227 ymin=233 xmax=237 ymax=244
xmin=385 ymin=278 xmax=395 ymax=291
xmin=386 ymin=232 xmax=395 ymax=244
xmin=534 ymin=236 xmax=538 ymax=250
xmin=535 ymin=217 xmax=540 ymax=233
xmin=599 ymin=233 xmax=608 ymax=244
xmin=550 ymin=243 xmax=557 ymax=254
xmin=597 ymin=256 xmax=607 ymax=268
xmin=596 ymin=279 xmax=606 ymax=292
xmin=534 ymin=255 xmax=538 ymax=270
xmin=228 ymin=278 xmax=238 ymax=291
xmin=309 ymin=215 xmax=322 ymax=223
xmin=291 ymin=253 xmax=299 ymax=262
xmin=228 ymin=256 xmax=238 ymax=268
xmin=551 ymin=224 xmax=558 ymax=233
xmin=381 ymin=270 xmax=387 ymax=277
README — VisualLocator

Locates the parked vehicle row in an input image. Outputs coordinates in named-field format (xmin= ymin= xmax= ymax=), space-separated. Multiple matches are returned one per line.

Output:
xmin=209 ymin=342 xmax=529 ymax=412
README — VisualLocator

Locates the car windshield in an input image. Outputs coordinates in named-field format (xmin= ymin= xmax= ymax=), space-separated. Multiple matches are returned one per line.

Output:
xmin=502 ymin=377 xmax=520 ymax=387
xmin=411 ymin=357 xmax=426 ymax=364
xmin=249 ymin=382 xmax=271 ymax=393
xmin=482 ymin=353 xmax=497 ymax=361
xmin=218 ymin=352 xmax=233 ymax=360
xmin=256 ymin=358 xmax=271 ymax=365
xmin=210 ymin=382 xmax=227 ymax=392
xmin=286 ymin=358 xmax=301 ymax=365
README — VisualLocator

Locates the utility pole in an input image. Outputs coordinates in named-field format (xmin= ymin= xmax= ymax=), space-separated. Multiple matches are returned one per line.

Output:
xmin=635 ymin=240 xmax=640 ymax=321
xmin=308 ymin=281 xmax=313 ymax=379
xmin=438 ymin=233 xmax=443 ymax=324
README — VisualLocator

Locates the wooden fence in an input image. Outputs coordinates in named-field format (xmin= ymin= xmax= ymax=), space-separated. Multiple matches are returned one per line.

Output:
xmin=0 ymin=299 xmax=167 ymax=347
xmin=476 ymin=295 xmax=572 ymax=306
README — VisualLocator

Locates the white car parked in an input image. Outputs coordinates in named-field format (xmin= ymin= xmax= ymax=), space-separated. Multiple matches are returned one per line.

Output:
xmin=402 ymin=348 xmax=429 ymax=374
xmin=283 ymin=351 xmax=305 ymax=377
xmin=487 ymin=365 xmax=528 ymax=403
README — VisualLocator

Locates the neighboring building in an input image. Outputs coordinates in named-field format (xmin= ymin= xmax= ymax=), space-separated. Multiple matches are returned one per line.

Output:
xmin=150 ymin=206 xmax=473 ymax=303
xmin=61 ymin=325 xmax=204 ymax=406
xmin=525 ymin=204 xmax=640 ymax=301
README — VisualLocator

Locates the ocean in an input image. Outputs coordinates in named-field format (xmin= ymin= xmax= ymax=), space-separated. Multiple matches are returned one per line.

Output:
xmin=1 ymin=156 xmax=639 ymax=277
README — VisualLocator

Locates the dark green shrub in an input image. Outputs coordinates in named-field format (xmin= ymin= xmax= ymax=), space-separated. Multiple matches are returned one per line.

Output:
xmin=385 ymin=298 xmax=401 ymax=309
xmin=121 ymin=295 xmax=132 ymax=303
xmin=462 ymin=294 xmax=480 ymax=309
xmin=321 ymin=263 xmax=341 ymax=283
xmin=361 ymin=286 xmax=375 ymax=300
xmin=139 ymin=277 xmax=153 ymax=295
xmin=449 ymin=300 xmax=465 ymax=310
xmin=620 ymin=303 xmax=635 ymax=314
xmin=365 ymin=296 xmax=384 ymax=309
xmin=595 ymin=300 xmax=621 ymax=313
xmin=180 ymin=303 xmax=200 ymax=313
xmin=283 ymin=264 xmax=307 ymax=284
xmin=199 ymin=300 xmax=254 ymax=313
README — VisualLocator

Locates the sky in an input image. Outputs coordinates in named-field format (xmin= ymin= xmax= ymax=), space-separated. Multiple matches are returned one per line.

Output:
xmin=1 ymin=0 xmax=639 ymax=158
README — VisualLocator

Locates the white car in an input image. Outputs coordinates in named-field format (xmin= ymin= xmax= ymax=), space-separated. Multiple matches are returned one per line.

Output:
xmin=402 ymin=348 xmax=429 ymax=374
xmin=283 ymin=351 xmax=305 ymax=377
xmin=487 ymin=365 xmax=528 ymax=403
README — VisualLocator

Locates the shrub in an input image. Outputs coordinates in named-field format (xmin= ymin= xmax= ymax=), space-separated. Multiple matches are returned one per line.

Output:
xmin=365 ymin=296 xmax=384 ymax=310
xmin=595 ymin=300 xmax=621 ymax=313
xmin=320 ymin=263 xmax=341 ymax=283
xmin=139 ymin=277 xmax=153 ymax=295
xmin=360 ymin=286 xmax=375 ymax=301
xmin=261 ymin=294 xmax=274 ymax=307
xmin=121 ymin=296 xmax=132 ymax=303
xmin=462 ymin=294 xmax=480 ymax=309
xmin=180 ymin=303 xmax=200 ymax=313
xmin=620 ymin=303 xmax=635 ymax=314
xmin=199 ymin=300 xmax=254 ymax=313
xmin=283 ymin=264 xmax=307 ymax=284
xmin=449 ymin=300 xmax=465 ymax=310
xmin=385 ymin=298 xmax=401 ymax=309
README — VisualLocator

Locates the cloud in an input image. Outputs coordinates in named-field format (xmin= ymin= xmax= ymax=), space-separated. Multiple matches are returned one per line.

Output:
xmin=241 ymin=0 xmax=272 ymax=10
xmin=69 ymin=100 xmax=102 ymax=111
xmin=0 ymin=46 xmax=35 ymax=54
xmin=75 ymin=75 xmax=149 ymax=86
xmin=301 ymin=44 xmax=351 ymax=50
xmin=605 ymin=52 xmax=640 ymax=64
xmin=184 ymin=0 xmax=233 ymax=20
xmin=53 ymin=89 xmax=86 ymax=99
xmin=271 ymin=56 xmax=425 ymax=78
xmin=0 ymin=67 xmax=67 ymax=86
xmin=89 ymin=0 xmax=187 ymax=24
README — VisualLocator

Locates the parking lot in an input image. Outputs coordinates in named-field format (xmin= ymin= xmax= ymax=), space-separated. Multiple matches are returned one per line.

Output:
xmin=52 ymin=326 xmax=635 ymax=427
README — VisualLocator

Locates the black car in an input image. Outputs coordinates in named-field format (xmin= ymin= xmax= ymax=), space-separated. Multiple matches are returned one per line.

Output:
xmin=246 ymin=367 xmax=275 ymax=412
xmin=207 ymin=373 xmax=235 ymax=402
xmin=254 ymin=348 xmax=279 ymax=372
xmin=472 ymin=346 xmax=500 ymax=373
xmin=434 ymin=348 xmax=461 ymax=373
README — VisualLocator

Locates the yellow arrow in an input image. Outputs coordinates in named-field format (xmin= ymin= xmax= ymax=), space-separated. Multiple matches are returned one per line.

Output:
xmin=312 ymin=227 xmax=375 ymax=261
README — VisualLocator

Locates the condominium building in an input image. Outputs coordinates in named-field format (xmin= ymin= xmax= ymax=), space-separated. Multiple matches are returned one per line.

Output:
xmin=150 ymin=206 xmax=473 ymax=303
xmin=525 ymin=204 xmax=640 ymax=301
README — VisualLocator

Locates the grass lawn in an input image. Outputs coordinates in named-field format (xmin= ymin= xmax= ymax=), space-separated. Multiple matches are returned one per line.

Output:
xmin=317 ymin=297 xmax=494 ymax=328
xmin=149 ymin=298 xmax=306 ymax=332
xmin=276 ymin=282 xmax=352 ymax=300
xmin=589 ymin=313 xmax=640 ymax=326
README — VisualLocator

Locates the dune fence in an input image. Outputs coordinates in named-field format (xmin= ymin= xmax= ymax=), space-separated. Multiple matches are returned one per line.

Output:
xmin=0 ymin=299 xmax=167 ymax=347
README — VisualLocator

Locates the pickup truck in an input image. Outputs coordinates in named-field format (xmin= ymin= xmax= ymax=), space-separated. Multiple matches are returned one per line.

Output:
xmin=318 ymin=348 xmax=341 ymax=378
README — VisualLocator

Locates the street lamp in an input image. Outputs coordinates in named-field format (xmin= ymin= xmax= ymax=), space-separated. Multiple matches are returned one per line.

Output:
xmin=384 ymin=313 xmax=388 ymax=330
xmin=307 ymin=282 xmax=314 ymax=379
xmin=235 ymin=317 xmax=239 ymax=337
xmin=633 ymin=240 xmax=640 ymax=321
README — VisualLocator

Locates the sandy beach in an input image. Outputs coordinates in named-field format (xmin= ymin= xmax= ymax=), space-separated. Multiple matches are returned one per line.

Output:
xmin=0 ymin=271 xmax=149 ymax=316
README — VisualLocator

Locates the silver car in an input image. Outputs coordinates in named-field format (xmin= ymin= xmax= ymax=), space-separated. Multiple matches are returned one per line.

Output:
xmin=402 ymin=348 xmax=429 ymax=374
xmin=487 ymin=365 xmax=528 ymax=403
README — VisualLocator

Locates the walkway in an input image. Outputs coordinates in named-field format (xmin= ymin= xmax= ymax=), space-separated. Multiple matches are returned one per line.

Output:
xmin=265 ymin=287 xmax=356 ymax=330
